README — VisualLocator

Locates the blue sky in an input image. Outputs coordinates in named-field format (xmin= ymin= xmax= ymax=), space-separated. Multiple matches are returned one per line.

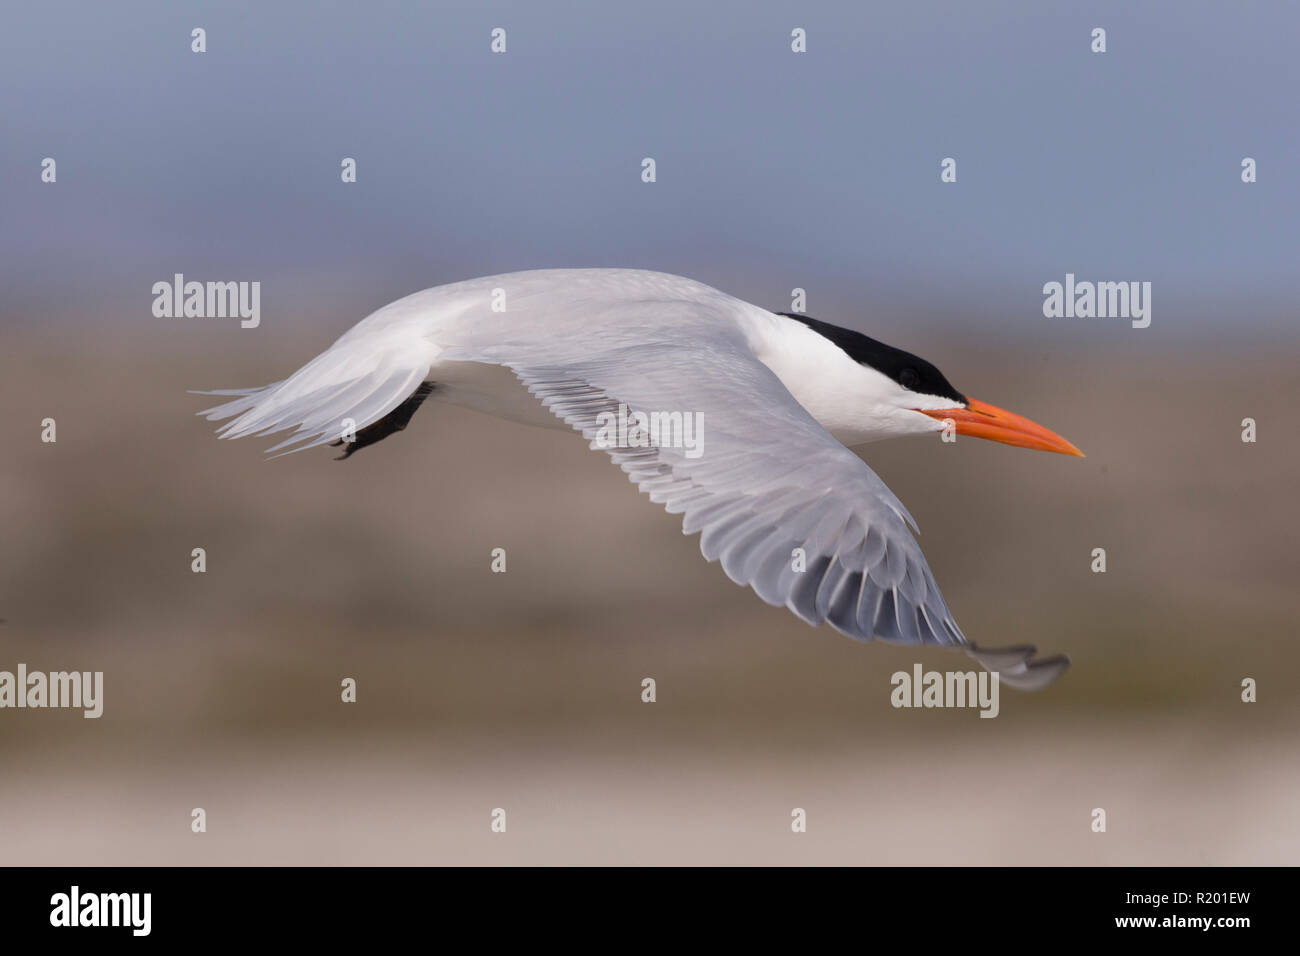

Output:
xmin=3 ymin=0 xmax=1296 ymax=337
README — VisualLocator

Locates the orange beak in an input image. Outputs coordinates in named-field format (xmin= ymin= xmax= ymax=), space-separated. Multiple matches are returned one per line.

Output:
xmin=919 ymin=397 xmax=1084 ymax=457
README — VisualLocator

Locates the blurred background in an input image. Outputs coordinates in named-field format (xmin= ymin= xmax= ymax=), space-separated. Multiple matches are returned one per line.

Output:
xmin=1 ymin=0 xmax=1297 ymax=864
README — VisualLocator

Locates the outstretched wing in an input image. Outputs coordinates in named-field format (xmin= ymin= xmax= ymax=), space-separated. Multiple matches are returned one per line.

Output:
xmin=492 ymin=336 xmax=1066 ymax=689
xmin=517 ymin=349 xmax=957 ymax=645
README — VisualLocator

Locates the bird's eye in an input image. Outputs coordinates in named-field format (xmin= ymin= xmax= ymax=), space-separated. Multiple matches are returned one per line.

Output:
xmin=898 ymin=367 xmax=920 ymax=389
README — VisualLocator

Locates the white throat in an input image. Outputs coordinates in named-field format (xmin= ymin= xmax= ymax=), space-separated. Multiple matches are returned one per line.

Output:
xmin=747 ymin=312 xmax=958 ymax=447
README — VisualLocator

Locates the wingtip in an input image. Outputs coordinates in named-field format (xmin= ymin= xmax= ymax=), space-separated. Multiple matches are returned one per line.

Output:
xmin=965 ymin=642 xmax=1070 ymax=691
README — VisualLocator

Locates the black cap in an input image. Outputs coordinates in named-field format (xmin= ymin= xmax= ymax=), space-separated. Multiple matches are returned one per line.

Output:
xmin=779 ymin=313 xmax=967 ymax=406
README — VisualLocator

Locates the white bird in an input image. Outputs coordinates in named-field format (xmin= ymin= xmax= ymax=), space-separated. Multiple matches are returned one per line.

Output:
xmin=198 ymin=269 xmax=1082 ymax=690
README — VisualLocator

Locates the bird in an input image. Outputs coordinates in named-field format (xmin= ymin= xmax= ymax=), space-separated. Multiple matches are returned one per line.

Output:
xmin=197 ymin=269 xmax=1082 ymax=690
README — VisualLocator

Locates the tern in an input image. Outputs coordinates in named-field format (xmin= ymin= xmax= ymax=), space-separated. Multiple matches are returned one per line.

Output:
xmin=199 ymin=269 xmax=1082 ymax=689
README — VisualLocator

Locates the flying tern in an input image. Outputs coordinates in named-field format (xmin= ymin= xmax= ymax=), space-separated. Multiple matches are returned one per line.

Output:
xmin=199 ymin=269 xmax=1081 ymax=689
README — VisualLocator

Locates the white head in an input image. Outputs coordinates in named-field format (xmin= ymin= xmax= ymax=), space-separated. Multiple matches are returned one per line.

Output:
xmin=762 ymin=312 xmax=1084 ymax=455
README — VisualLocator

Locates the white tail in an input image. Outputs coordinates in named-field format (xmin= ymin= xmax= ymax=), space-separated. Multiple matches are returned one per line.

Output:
xmin=195 ymin=325 xmax=436 ymax=456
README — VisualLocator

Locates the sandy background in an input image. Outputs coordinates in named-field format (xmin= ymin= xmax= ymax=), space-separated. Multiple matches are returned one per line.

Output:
xmin=1 ymin=316 xmax=1296 ymax=865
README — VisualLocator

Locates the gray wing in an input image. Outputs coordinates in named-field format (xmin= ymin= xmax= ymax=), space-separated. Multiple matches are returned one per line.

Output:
xmin=485 ymin=335 xmax=1066 ymax=690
